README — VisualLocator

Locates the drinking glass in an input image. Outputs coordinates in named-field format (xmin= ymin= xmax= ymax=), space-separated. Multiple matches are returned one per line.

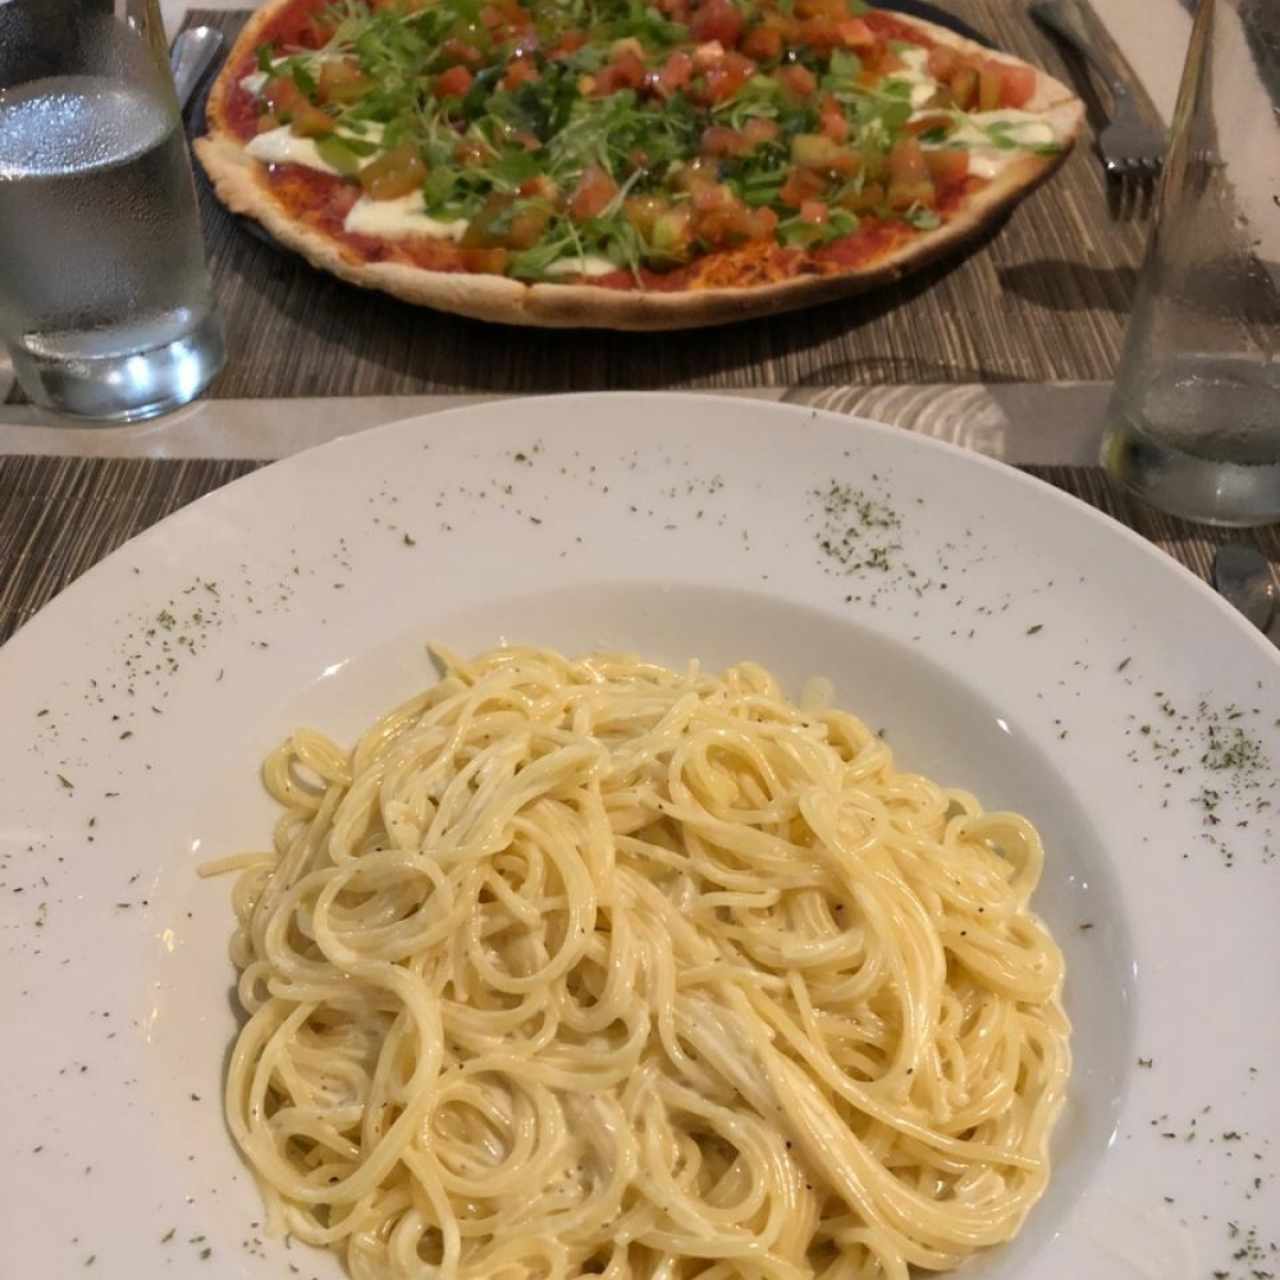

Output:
xmin=1101 ymin=0 xmax=1280 ymax=526
xmin=0 ymin=0 xmax=225 ymax=421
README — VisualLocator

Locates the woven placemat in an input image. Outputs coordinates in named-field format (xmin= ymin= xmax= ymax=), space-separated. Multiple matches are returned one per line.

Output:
xmin=3 ymin=455 xmax=1277 ymax=648
xmin=162 ymin=0 xmax=1152 ymax=398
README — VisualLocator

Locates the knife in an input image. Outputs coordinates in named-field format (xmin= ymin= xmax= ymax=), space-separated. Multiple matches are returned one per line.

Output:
xmin=170 ymin=25 xmax=223 ymax=112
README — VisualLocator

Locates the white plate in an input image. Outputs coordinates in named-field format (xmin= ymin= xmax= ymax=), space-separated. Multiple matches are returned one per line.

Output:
xmin=2 ymin=394 xmax=1277 ymax=1280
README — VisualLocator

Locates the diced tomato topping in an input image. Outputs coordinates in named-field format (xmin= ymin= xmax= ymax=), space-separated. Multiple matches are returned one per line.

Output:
xmin=458 ymin=247 xmax=509 ymax=274
xmin=800 ymin=199 xmax=828 ymax=224
xmin=819 ymin=95 xmax=849 ymax=142
xmin=741 ymin=117 xmax=779 ymax=145
xmin=548 ymin=30 xmax=586 ymax=56
xmin=692 ymin=182 xmax=730 ymax=212
xmin=651 ymin=204 xmax=695 ymax=259
xmin=863 ymin=9 xmax=935 ymax=47
xmin=691 ymin=0 xmax=744 ymax=49
xmin=741 ymin=23 xmax=783 ymax=61
xmin=519 ymin=174 xmax=560 ymax=202
xmin=464 ymin=192 xmax=547 ymax=248
xmin=670 ymin=157 xmax=719 ymax=193
xmin=926 ymin=45 xmax=958 ymax=80
xmin=507 ymin=201 xmax=552 ymax=249
xmin=624 ymin=194 xmax=669 ymax=237
xmin=832 ymin=179 xmax=882 ymax=213
xmin=569 ymin=165 xmax=619 ymax=220
xmin=794 ymin=0 xmax=842 ymax=18
xmin=922 ymin=148 xmax=969 ymax=188
xmin=477 ymin=0 xmax=531 ymax=34
xmin=779 ymin=63 xmax=817 ymax=99
xmin=978 ymin=61 xmax=1002 ymax=112
xmin=701 ymin=124 xmax=751 ymax=157
xmin=317 ymin=60 xmax=370 ymax=105
xmin=752 ymin=205 xmax=779 ymax=239
xmin=503 ymin=57 xmax=540 ymax=90
xmin=655 ymin=49 xmax=694 ymax=96
xmin=886 ymin=137 xmax=935 ymax=209
xmin=949 ymin=64 xmax=978 ymax=110
xmin=263 ymin=75 xmax=307 ymax=117
xmin=888 ymin=136 xmax=929 ymax=181
xmin=296 ymin=15 xmax=335 ymax=48
xmin=434 ymin=65 xmax=474 ymax=97
xmin=454 ymin=139 xmax=488 ymax=167
xmin=836 ymin=18 xmax=874 ymax=47
xmin=360 ymin=143 xmax=428 ymax=200
xmin=998 ymin=61 xmax=1037 ymax=108
xmin=287 ymin=103 xmax=335 ymax=137
xmin=440 ymin=38 xmax=484 ymax=67
xmin=779 ymin=166 xmax=827 ymax=207
xmin=791 ymin=132 xmax=859 ymax=174
xmin=693 ymin=39 xmax=725 ymax=68
xmin=694 ymin=193 xmax=776 ymax=248
xmin=798 ymin=17 xmax=842 ymax=49
xmin=594 ymin=48 xmax=647 ymax=95
xmin=698 ymin=50 xmax=755 ymax=103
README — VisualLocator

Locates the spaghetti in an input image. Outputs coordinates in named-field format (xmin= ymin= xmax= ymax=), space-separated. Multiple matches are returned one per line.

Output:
xmin=208 ymin=646 xmax=1070 ymax=1279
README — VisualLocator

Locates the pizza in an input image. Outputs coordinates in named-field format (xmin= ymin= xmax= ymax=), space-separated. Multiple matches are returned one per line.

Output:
xmin=195 ymin=0 xmax=1084 ymax=329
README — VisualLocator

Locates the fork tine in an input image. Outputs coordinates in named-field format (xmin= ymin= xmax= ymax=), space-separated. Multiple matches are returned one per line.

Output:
xmin=1138 ymin=168 xmax=1157 ymax=219
xmin=1105 ymin=170 xmax=1126 ymax=220
xmin=1122 ymin=171 xmax=1138 ymax=221
xmin=1122 ymin=167 xmax=1142 ymax=221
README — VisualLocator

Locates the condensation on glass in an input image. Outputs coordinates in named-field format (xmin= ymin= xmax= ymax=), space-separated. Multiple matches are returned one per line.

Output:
xmin=0 ymin=0 xmax=224 ymax=421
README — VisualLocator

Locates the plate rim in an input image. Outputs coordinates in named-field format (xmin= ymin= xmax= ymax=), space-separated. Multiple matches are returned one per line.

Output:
xmin=3 ymin=391 xmax=1275 ymax=670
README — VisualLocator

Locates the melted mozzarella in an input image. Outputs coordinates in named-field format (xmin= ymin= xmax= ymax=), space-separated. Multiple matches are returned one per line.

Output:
xmin=542 ymin=255 xmax=618 ymax=278
xmin=889 ymin=46 xmax=939 ymax=109
xmin=246 ymin=126 xmax=340 ymax=174
xmin=914 ymin=108 xmax=1059 ymax=180
xmin=343 ymin=191 xmax=468 ymax=241
xmin=245 ymin=123 xmax=386 ymax=176
xmin=952 ymin=110 xmax=1058 ymax=148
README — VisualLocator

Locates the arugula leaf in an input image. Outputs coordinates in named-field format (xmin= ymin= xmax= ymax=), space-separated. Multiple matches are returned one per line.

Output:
xmin=603 ymin=0 xmax=689 ymax=50
xmin=423 ymin=167 xmax=459 ymax=209
xmin=337 ymin=134 xmax=381 ymax=157
xmin=777 ymin=206 xmax=859 ymax=247
xmin=508 ymin=233 xmax=581 ymax=277
xmin=314 ymin=135 xmax=363 ymax=175
xmin=461 ymin=66 xmax=505 ymax=120
xmin=903 ymin=204 xmax=941 ymax=230
xmin=719 ymin=74 xmax=781 ymax=127
xmin=255 ymin=44 xmax=274 ymax=75
xmin=821 ymin=50 xmax=861 ymax=94
xmin=733 ymin=164 xmax=788 ymax=206
xmin=289 ymin=59 xmax=319 ymax=98
xmin=485 ymin=148 xmax=545 ymax=191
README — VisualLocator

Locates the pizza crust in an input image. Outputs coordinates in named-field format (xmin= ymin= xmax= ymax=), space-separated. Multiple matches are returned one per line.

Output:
xmin=196 ymin=4 xmax=1084 ymax=330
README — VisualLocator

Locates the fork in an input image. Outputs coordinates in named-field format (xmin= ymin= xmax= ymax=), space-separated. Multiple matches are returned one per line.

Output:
xmin=1030 ymin=0 xmax=1165 ymax=212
